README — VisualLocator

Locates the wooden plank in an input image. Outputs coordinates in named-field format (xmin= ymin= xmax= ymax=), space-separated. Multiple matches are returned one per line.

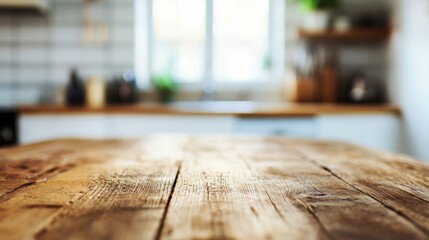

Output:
xmin=0 ymin=139 xmax=131 ymax=200
xmin=284 ymin=138 xmax=429 ymax=236
xmin=214 ymin=137 xmax=427 ymax=239
xmin=161 ymin=137 xmax=327 ymax=240
xmin=0 ymin=140 xmax=130 ymax=240
xmin=0 ymin=208 xmax=58 ymax=240
xmin=35 ymin=162 xmax=180 ymax=240
xmin=0 ymin=138 xmax=183 ymax=240
xmin=0 ymin=140 xmax=86 ymax=199
xmin=1 ymin=136 xmax=429 ymax=239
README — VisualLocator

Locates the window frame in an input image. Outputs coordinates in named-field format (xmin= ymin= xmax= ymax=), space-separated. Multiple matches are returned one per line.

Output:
xmin=135 ymin=0 xmax=285 ymax=90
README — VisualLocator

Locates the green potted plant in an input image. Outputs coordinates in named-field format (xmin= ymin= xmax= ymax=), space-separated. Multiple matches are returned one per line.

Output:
xmin=153 ymin=74 xmax=177 ymax=103
xmin=294 ymin=0 xmax=340 ymax=31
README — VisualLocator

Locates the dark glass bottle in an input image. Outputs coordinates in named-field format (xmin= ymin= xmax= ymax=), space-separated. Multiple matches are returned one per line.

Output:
xmin=66 ymin=69 xmax=85 ymax=106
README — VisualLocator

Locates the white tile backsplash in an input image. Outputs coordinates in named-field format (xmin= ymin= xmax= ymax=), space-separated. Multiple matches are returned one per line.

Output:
xmin=0 ymin=67 xmax=11 ymax=83
xmin=51 ymin=2 xmax=81 ymax=24
xmin=111 ymin=25 xmax=135 ymax=44
xmin=0 ymin=0 xmax=135 ymax=105
xmin=79 ymin=66 xmax=106 ymax=79
xmin=0 ymin=20 xmax=12 ymax=43
xmin=52 ymin=46 xmax=104 ymax=64
xmin=51 ymin=25 xmax=82 ymax=44
xmin=0 ymin=47 xmax=12 ymax=62
xmin=19 ymin=67 xmax=47 ymax=84
xmin=51 ymin=66 xmax=72 ymax=85
xmin=18 ymin=23 xmax=48 ymax=44
xmin=0 ymin=87 xmax=13 ymax=107
xmin=18 ymin=46 xmax=47 ymax=64
xmin=109 ymin=46 xmax=134 ymax=65
xmin=16 ymin=88 xmax=42 ymax=104
xmin=112 ymin=2 xmax=135 ymax=23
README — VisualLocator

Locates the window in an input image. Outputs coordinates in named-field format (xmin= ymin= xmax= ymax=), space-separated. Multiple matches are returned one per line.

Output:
xmin=135 ymin=0 xmax=285 ymax=87
xmin=152 ymin=0 xmax=206 ymax=83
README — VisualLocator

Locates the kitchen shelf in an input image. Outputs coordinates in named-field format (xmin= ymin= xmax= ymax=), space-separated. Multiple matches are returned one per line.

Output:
xmin=298 ymin=28 xmax=392 ymax=42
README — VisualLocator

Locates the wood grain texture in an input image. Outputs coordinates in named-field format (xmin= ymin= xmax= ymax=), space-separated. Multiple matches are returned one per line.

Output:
xmin=284 ymin=139 xmax=429 ymax=236
xmin=18 ymin=103 xmax=401 ymax=117
xmin=0 ymin=136 xmax=428 ymax=240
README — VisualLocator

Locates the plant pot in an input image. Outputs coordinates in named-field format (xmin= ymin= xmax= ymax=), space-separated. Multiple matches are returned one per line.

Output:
xmin=156 ymin=89 xmax=175 ymax=103
xmin=302 ymin=10 xmax=331 ymax=31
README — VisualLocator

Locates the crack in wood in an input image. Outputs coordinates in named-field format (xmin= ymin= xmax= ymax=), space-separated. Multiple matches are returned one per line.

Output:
xmin=23 ymin=204 xmax=63 ymax=209
xmin=240 ymin=156 xmax=333 ymax=240
xmin=0 ymin=162 xmax=76 ymax=205
xmin=202 ymin=171 xmax=217 ymax=238
xmin=395 ymin=184 xmax=429 ymax=204
xmin=0 ymin=181 xmax=36 ymax=204
xmin=154 ymin=162 xmax=182 ymax=240
xmin=240 ymin=159 xmax=286 ymax=221
xmin=292 ymin=195 xmax=336 ymax=240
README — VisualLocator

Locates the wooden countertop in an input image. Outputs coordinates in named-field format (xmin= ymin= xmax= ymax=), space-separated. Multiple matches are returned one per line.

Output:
xmin=18 ymin=103 xmax=401 ymax=117
xmin=0 ymin=136 xmax=428 ymax=240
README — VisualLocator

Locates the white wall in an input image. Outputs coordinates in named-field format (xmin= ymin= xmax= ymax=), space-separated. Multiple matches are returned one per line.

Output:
xmin=390 ymin=0 xmax=429 ymax=162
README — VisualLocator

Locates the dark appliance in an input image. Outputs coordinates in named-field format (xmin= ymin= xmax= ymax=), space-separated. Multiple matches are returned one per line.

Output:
xmin=340 ymin=72 xmax=385 ymax=103
xmin=107 ymin=71 xmax=139 ymax=104
xmin=0 ymin=110 xmax=18 ymax=147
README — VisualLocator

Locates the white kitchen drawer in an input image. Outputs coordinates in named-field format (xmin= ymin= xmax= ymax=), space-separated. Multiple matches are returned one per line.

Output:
xmin=317 ymin=114 xmax=400 ymax=152
xmin=105 ymin=115 xmax=236 ymax=138
xmin=236 ymin=118 xmax=316 ymax=138
xmin=19 ymin=115 xmax=107 ymax=144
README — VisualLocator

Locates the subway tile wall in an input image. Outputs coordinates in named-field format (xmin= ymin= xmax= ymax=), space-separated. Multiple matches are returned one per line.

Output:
xmin=0 ymin=0 xmax=135 ymax=106
xmin=0 ymin=0 xmax=392 ymax=106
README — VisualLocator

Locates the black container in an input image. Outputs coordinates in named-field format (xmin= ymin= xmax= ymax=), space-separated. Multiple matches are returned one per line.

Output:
xmin=66 ymin=69 xmax=85 ymax=106
xmin=0 ymin=110 xmax=18 ymax=147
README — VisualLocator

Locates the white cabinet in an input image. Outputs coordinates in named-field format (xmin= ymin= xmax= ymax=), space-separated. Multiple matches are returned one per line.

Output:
xmin=236 ymin=118 xmax=316 ymax=138
xmin=19 ymin=114 xmax=236 ymax=143
xmin=316 ymin=114 xmax=401 ymax=152
xmin=19 ymin=113 xmax=400 ymax=152
xmin=105 ymin=115 xmax=236 ymax=138
xmin=19 ymin=115 xmax=107 ymax=143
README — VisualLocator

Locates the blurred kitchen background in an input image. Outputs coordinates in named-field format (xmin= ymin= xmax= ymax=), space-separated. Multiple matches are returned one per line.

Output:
xmin=0 ymin=0 xmax=428 ymax=162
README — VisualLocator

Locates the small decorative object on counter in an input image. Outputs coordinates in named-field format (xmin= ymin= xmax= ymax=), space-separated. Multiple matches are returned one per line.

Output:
xmin=289 ymin=48 xmax=318 ymax=102
xmin=107 ymin=70 xmax=139 ymax=104
xmin=86 ymin=76 xmax=106 ymax=108
xmin=287 ymin=47 xmax=339 ymax=103
xmin=153 ymin=74 xmax=177 ymax=103
xmin=317 ymin=47 xmax=339 ymax=103
xmin=333 ymin=16 xmax=351 ymax=32
xmin=294 ymin=0 xmax=341 ymax=31
xmin=66 ymin=68 xmax=85 ymax=106
xmin=340 ymin=72 xmax=385 ymax=104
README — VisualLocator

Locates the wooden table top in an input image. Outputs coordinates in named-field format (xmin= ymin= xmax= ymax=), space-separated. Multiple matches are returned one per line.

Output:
xmin=0 ymin=136 xmax=428 ymax=240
